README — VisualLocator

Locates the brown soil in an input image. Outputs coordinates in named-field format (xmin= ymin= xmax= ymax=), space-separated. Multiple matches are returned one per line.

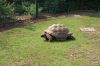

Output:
xmin=0 ymin=11 xmax=99 ymax=32
xmin=0 ymin=15 xmax=49 ymax=32
xmin=0 ymin=13 xmax=68 ymax=32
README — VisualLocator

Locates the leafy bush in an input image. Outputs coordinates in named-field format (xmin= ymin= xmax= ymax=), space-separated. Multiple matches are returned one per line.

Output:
xmin=15 ymin=4 xmax=25 ymax=14
xmin=22 ymin=1 xmax=36 ymax=17
xmin=24 ymin=2 xmax=42 ymax=17
xmin=43 ymin=0 xmax=99 ymax=14
xmin=0 ymin=0 xmax=14 ymax=21
xmin=6 ymin=0 xmax=35 ymax=4
xmin=15 ymin=1 xmax=42 ymax=18
xmin=43 ymin=0 xmax=68 ymax=13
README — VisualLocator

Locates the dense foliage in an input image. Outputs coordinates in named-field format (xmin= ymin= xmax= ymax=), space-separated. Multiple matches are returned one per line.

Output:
xmin=43 ymin=0 xmax=100 ymax=13
xmin=0 ymin=0 xmax=100 ymax=19
xmin=0 ymin=0 xmax=40 ymax=21
xmin=0 ymin=0 xmax=14 ymax=21
xmin=15 ymin=1 xmax=36 ymax=17
xmin=43 ymin=0 xmax=68 ymax=13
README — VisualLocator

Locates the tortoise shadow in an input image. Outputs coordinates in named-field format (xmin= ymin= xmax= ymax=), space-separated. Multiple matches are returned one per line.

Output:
xmin=44 ymin=36 xmax=76 ymax=42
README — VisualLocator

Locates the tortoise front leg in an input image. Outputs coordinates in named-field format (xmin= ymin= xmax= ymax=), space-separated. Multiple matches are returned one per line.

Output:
xmin=45 ymin=33 xmax=53 ymax=42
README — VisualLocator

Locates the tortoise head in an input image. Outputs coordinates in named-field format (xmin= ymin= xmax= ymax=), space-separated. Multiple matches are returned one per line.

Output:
xmin=41 ymin=34 xmax=45 ymax=37
xmin=41 ymin=32 xmax=46 ymax=37
xmin=41 ymin=32 xmax=50 ymax=41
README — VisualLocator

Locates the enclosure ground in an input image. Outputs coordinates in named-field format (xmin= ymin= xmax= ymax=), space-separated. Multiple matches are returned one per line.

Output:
xmin=0 ymin=13 xmax=100 ymax=66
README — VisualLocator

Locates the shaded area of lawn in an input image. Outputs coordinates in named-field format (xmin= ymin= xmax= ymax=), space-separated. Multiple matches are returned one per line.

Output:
xmin=0 ymin=15 xmax=100 ymax=66
xmin=0 ymin=11 xmax=100 ymax=32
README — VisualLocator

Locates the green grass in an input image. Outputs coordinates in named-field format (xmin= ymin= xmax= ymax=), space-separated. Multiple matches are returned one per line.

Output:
xmin=0 ymin=15 xmax=100 ymax=66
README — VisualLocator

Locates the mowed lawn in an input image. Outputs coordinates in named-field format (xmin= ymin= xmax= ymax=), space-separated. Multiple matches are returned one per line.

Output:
xmin=0 ymin=15 xmax=100 ymax=66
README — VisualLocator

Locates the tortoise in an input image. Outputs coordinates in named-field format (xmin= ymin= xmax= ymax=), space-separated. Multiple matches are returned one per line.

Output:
xmin=41 ymin=24 xmax=74 ymax=41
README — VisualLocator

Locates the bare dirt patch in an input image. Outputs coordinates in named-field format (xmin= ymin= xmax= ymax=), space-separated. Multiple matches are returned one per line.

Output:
xmin=65 ymin=45 xmax=100 ymax=66
xmin=83 ymin=32 xmax=100 ymax=40
xmin=80 ymin=28 xmax=96 ymax=32
xmin=0 ymin=15 xmax=48 ymax=32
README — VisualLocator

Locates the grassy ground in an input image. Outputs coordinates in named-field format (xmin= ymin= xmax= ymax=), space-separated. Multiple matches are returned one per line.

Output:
xmin=0 ymin=15 xmax=100 ymax=66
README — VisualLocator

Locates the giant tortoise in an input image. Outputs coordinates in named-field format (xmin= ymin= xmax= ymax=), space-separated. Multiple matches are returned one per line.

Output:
xmin=41 ymin=24 xmax=74 ymax=41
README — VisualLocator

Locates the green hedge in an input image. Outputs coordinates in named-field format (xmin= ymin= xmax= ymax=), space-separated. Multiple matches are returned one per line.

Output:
xmin=0 ymin=0 xmax=14 ymax=22
xmin=42 ymin=0 xmax=99 ymax=14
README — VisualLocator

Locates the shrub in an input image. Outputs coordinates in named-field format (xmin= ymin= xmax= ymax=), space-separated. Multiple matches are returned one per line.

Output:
xmin=22 ymin=1 xmax=36 ymax=17
xmin=43 ymin=0 xmax=77 ymax=14
xmin=15 ymin=4 xmax=25 ymax=14
xmin=0 ymin=0 xmax=14 ymax=22
xmin=42 ymin=0 xmax=99 ymax=14
xmin=15 ymin=1 xmax=42 ymax=18
xmin=23 ymin=1 xmax=42 ymax=17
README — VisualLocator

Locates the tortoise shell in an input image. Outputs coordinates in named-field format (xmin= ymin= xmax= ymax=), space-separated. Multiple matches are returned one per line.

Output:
xmin=44 ymin=24 xmax=70 ymax=40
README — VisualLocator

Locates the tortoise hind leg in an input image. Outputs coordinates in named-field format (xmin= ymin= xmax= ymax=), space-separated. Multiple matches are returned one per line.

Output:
xmin=67 ymin=35 xmax=75 ymax=40
xmin=67 ymin=33 xmax=75 ymax=40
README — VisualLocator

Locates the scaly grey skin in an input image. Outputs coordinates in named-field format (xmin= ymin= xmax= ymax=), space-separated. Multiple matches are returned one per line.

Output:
xmin=41 ymin=32 xmax=48 ymax=41
xmin=66 ymin=33 xmax=75 ymax=40
xmin=41 ymin=32 xmax=75 ymax=41
xmin=41 ymin=32 xmax=73 ymax=42
xmin=41 ymin=32 xmax=54 ymax=41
